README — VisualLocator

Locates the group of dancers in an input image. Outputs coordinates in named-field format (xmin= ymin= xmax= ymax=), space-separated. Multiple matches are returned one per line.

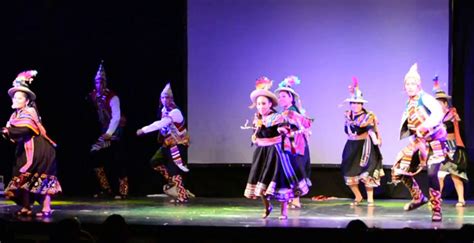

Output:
xmin=1 ymin=62 xmax=468 ymax=222
xmin=1 ymin=62 xmax=193 ymax=218
xmin=244 ymin=63 xmax=468 ymax=222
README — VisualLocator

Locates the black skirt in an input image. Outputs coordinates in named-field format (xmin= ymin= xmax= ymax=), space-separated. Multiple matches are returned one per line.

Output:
xmin=244 ymin=144 xmax=309 ymax=201
xmin=341 ymin=138 xmax=384 ymax=187
xmin=6 ymin=135 xmax=62 ymax=196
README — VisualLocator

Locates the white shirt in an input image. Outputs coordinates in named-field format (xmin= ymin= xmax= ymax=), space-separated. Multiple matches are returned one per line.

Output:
xmin=106 ymin=96 xmax=121 ymax=136
xmin=419 ymin=92 xmax=444 ymax=129
xmin=141 ymin=108 xmax=183 ymax=134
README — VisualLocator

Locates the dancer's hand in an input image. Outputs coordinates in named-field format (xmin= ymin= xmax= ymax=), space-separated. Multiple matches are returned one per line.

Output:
xmin=416 ymin=126 xmax=428 ymax=138
xmin=19 ymin=165 xmax=29 ymax=173
xmin=101 ymin=133 xmax=112 ymax=140
xmin=277 ymin=127 xmax=289 ymax=134
xmin=136 ymin=129 xmax=144 ymax=136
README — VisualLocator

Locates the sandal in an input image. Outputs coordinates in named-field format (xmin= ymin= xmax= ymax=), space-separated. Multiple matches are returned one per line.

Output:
xmin=455 ymin=201 xmax=466 ymax=207
xmin=288 ymin=201 xmax=302 ymax=209
xmin=350 ymin=199 xmax=363 ymax=206
xmin=367 ymin=201 xmax=375 ymax=207
xmin=278 ymin=215 xmax=288 ymax=220
xmin=36 ymin=210 xmax=53 ymax=217
xmin=15 ymin=208 xmax=32 ymax=216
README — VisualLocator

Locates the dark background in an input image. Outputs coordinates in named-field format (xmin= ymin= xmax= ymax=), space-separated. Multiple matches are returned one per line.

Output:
xmin=0 ymin=0 xmax=473 ymax=199
xmin=0 ymin=0 xmax=187 ymax=197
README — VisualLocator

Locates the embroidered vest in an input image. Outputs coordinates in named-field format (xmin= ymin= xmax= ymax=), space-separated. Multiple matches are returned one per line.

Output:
xmin=160 ymin=108 xmax=189 ymax=147
xmin=90 ymin=89 xmax=124 ymax=138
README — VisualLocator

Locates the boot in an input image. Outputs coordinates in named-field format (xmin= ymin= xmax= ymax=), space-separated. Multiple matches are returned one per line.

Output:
xmin=429 ymin=188 xmax=442 ymax=222
xmin=402 ymin=177 xmax=428 ymax=211
xmin=153 ymin=165 xmax=170 ymax=181
xmin=170 ymin=175 xmax=188 ymax=203
xmin=93 ymin=167 xmax=112 ymax=198
xmin=115 ymin=177 xmax=129 ymax=200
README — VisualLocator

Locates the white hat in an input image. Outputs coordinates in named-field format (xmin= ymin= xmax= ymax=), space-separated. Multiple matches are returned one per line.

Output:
xmin=8 ymin=70 xmax=38 ymax=100
xmin=274 ymin=75 xmax=300 ymax=99
xmin=344 ymin=77 xmax=368 ymax=103
xmin=250 ymin=76 xmax=278 ymax=107
xmin=404 ymin=63 xmax=421 ymax=84
xmin=161 ymin=83 xmax=173 ymax=98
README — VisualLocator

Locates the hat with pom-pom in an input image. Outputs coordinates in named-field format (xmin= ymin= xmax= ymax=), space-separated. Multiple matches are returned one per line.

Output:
xmin=8 ymin=70 xmax=38 ymax=100
xmin=274 ymin=75 xmax=300 ymax=99
xmin=250 ymin=76 xmax=278 ymax=107
xmin=344 ymin=76 xmax=368 ymax=103
xmin=432 ymin=75 xmax=451 ymax=99
xmin=274 ymin=75 xmax=308 ymax=114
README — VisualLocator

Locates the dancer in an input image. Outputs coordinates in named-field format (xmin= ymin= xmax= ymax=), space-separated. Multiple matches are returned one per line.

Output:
xmin=391 ymin=63 xmax=448 ymax=221
xmin=2 ymin=70 xmax=62 ymax=217
xmin=137 ymin=83 xmax=193 ymax=203
xmin=274 ymin=75 xmax=313 ymax=208
xmin=88 ymin=60 xmax=129 ymax=199
xmin=433 ymin=76 xmax=468 ymax=207
xmin=243 ymin=76 xmax=309 ymax=219
xmin=341 ymin=77 xmax=383 ymax=207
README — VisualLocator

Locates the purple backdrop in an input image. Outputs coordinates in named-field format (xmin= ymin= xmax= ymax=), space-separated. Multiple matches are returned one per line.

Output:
xmin=188 ymin=0 xmax=449 ymax=164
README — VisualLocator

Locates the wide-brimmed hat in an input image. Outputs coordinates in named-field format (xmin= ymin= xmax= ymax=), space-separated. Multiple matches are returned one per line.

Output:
xmin=8 ymin=70 xmax=38 ymax=100
xmin=274 ymin=75 xmax=300 ymax=99
xmin=275 ymin=75 xmax=308 ymax=114
xmin=432 ymin=75 xmax=451 ymax=99
xmin=344 ymin=77 xmax=368 ymax=103
xmin=250 ymin=76 xmax=278 ymax=107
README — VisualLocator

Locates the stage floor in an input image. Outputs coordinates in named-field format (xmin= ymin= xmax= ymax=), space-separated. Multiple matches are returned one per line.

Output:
xmin=1 ymin=196 xmax=473 ymax=229
xmin=2 ymin=196 xmax=474 ymax=242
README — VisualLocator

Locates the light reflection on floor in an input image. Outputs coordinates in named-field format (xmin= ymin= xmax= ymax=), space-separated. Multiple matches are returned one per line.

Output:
xmin=0 ymin=196 xmax=472 ymax=229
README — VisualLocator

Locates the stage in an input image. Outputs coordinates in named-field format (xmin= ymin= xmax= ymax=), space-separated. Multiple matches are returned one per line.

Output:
xmin=1 ymin=196 xmax=474 ymax=242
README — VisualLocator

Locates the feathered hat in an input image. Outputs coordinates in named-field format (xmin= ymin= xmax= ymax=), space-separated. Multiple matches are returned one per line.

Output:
xmin=95 ymin=60 xmax=107 ymax=82
xmin=404 ymin=63 xmax=421 ymax=84
xmin=250 ymin=76 xmax=278 ymax=107
xmin=274 ymin=75 xmax=307 ymax=113
xmin=274 ymin=75 xmax=300 ymax=98
xmin=344 ymin=76 xmax=368 ymax=103
xmin=432 ymin=75 xmax=451 ymax=99
xmin=8 ymin=70 xmax=38 ymax=100
xmin=161 ymin=83 xmax=174 ymax=98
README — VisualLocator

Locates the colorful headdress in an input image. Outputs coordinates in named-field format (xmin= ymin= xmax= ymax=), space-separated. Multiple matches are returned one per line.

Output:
xmin=161 ymin=83 xmax=174 ymax=98
xmin=8 ymin=70 xmax=38 ymax=100
xmin=95 ymin=60 xmax=107 ymax=82
xmin=344 ymin=77 xmax=368 ymax=103
xmin=404 ymin=63 xmax=421 ymax=84
xmin=432 ymin=75 xmax=451 ymax=99
xmin=274 ymin=75 xmax=307 ymax=113
xmin=250 ymin=76 xmax=278 ymax=107
xmin=274 ymin=75 xmax=301 ymax=98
